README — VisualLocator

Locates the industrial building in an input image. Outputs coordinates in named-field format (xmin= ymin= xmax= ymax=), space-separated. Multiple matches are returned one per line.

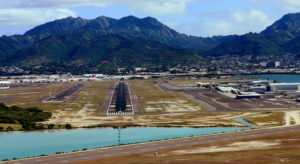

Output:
xmin=216 ymin=87 xmax=239 ymax=93
xmin=236 ymin=94 xmax=261 ymax=99
xmin=243 ymin=80 xmax=271 ymax=86
xmin=248 ymin=86 xmax=267 ymax=93
xmin=269 ymin=83 xmax=300 ymax=91
xmin=236 ymin=92 xmax=261 ymax=99
xmin=83 ymin=74 xmax=106 ymax=78
xmin=196 ymin=82 xmax=210 ymax=87
xmin=0 ymin=81 xmax=10 ymax=89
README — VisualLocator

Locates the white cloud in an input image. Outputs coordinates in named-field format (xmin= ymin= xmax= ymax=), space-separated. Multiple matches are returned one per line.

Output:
xmin=129 ymin=1 xmax=192 ymax=15
xmin=0 ymin=8 xmax=76 ymax=26
xmin=250 ymin=0 xmax=300 ymax=12
xmin=232 ymin=10 xmax=273 ymax=30
xmin=273 ymin=0 xmax=300 ymax=12
xmin=0 ymin=0 xmax=194 ymax=35
xmin=199 ymin=10 xmax=274 ymax=36
xmin=166 ymin=9 xmax=274 ymax=37
xmin=0 ymin=0 xmax=194 ymax=15
xmin=204 ymin=21 xmax=233 ymax=36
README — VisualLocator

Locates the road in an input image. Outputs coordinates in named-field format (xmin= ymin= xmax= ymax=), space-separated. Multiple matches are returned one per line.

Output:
xmin=3 ymin=125 xmax=300 ymax=164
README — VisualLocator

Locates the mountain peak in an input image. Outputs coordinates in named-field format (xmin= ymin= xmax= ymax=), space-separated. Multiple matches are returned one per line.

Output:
xmin=25 ymin=16 xmax=90 ymax=36
xmin=261 ymin=12 xmax=300 ymax=44
xmin=281 ymin=12 xmax=300 ymax=20
xmin=143 ymin=16 xmax=156 ymax=20
xmin=83 ymin=16 xmax=117 ymax=29
xmin=113 ymin=15 xmax=166 ymax=29
xmin=95 ymin=16 xmax=111 ymax=20
xmin=65 ymin=16 xmax=75 ymax=19
xmin=20 ymin=14 xmax=234 ymax=54
xmin=117 ymin=15 xmax=141 ymax=23
xmin=121 ymin=15 xmax=139 ymax=20
xmin=55 ymin=16 xmax=85 ymax=22
xmin=262 ymin=12 xmax=300 ymax=34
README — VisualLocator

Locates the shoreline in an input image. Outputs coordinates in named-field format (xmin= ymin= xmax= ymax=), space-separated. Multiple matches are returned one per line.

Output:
xmin=2 ymin=124 xmax=299 ymax=163
xmin=0 ymin=126 xmax=249 ymax=162
xmin=0 ymin=112 xmax=265 ymax=134
xmin=0 ymin=124 xmax=248 ymax=134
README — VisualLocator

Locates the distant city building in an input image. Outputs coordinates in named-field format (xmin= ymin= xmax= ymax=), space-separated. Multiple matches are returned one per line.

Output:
xmin=260 ymin=62 xmax=268 ymax=67
xmin=275 ymin=61 xmax=281 ymax=68
xmin=117 ymin=68 xmax=127 ymax=72
xmin=83 ymin=74 xmax=105 ymax=78
xmin=267 ymin=61 xmax=281 ymax=68
xmin=134 ymin=67 xmax=147 ymax=72
xmin=189 ymin=69 xmax=197 ymax=72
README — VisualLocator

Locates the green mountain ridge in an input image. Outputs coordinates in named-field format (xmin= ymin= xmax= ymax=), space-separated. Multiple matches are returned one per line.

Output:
xmin=208 ymin=12 xmax=300 ymax=57
xmin=208 ymin=33 xmax=284 ymax=56
xmin=284 ymin=36 xmax=300 ymax=53
xmin=1 ymin=13 xmax=300 ymax=74
xmin=261 ymin=13 xmax=300 ymax=44
xmin=5 ymin=31 xmax=206 ymax=74
xmin=0 ymin=15 xmax=236 ymax=74
xmin=23 ymin=15 xmax=236 ymax=53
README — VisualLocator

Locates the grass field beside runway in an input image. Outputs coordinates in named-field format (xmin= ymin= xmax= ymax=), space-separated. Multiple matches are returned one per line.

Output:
xmin=245 ymin=112 xmax=285 ymax=127
xmin=0 ymin=81 xmax=114 ymax=128
xmin=130 ymin=80 xmax=202 ymax=112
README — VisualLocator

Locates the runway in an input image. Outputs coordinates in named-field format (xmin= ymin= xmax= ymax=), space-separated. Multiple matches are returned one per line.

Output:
xmin=3 ymin=125 xmax=300 ymax=164
xmin=106 ymin=82 xmax=134 ymax=115
xmin=43 ymin=84 xmax=85 ymax=102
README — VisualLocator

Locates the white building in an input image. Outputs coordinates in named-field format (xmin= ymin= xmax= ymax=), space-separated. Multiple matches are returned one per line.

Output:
xmin=0 ymin=81 xmax=10 ymax=89
xmin=216 ymin=87 xmax=239 ymax=93
xmin=275 ymin=61 xmax=281 ymax=68
xmin=248 ymin=86 xmax=267 ymax=93
xmin=83 ymin=74 xmax=106 ymax=78
xmin=196 ymin=82 xmax=210 ymax=87
xmin=244 ymin=80 xmax=271 ymax=85
xmin=269 ymin=83 xmax=300 ymax=91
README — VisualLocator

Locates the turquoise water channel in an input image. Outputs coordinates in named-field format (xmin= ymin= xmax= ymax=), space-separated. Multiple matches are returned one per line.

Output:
xmin=0 ymin=127 xmax=246 ymax=160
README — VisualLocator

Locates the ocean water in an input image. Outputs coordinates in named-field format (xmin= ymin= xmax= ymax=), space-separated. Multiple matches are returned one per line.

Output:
xmin=0 ymin=127 xmax=245 ymax=160
xmin=235 ymin=74 xmax=300 ymax=83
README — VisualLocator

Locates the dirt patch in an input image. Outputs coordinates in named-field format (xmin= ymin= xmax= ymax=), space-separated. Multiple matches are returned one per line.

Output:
xmin=172 ymin=140 xmax=280 ymax=154
xmin=74 ymin=131 xmax=300 ymax=164
xmin=144 ymin=100 xmax=202 ymax=112
xmin=45 ymin=112 xmax=245 ymax=128
xmin=284 ymin=111 xmax=300 ymax=126
xmin=130 ymin=81 xmax=202 ymax=113
xmin=44 ymin=103 xmax=102 ymax=127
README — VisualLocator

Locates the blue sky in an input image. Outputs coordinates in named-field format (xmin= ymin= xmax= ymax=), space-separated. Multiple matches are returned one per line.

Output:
xmin=0 ymin=0 xmax=299 ymax=37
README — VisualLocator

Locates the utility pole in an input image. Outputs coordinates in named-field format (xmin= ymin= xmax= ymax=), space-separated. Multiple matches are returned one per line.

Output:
xmin=118 ymin=126 xmax=121 ymax=146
